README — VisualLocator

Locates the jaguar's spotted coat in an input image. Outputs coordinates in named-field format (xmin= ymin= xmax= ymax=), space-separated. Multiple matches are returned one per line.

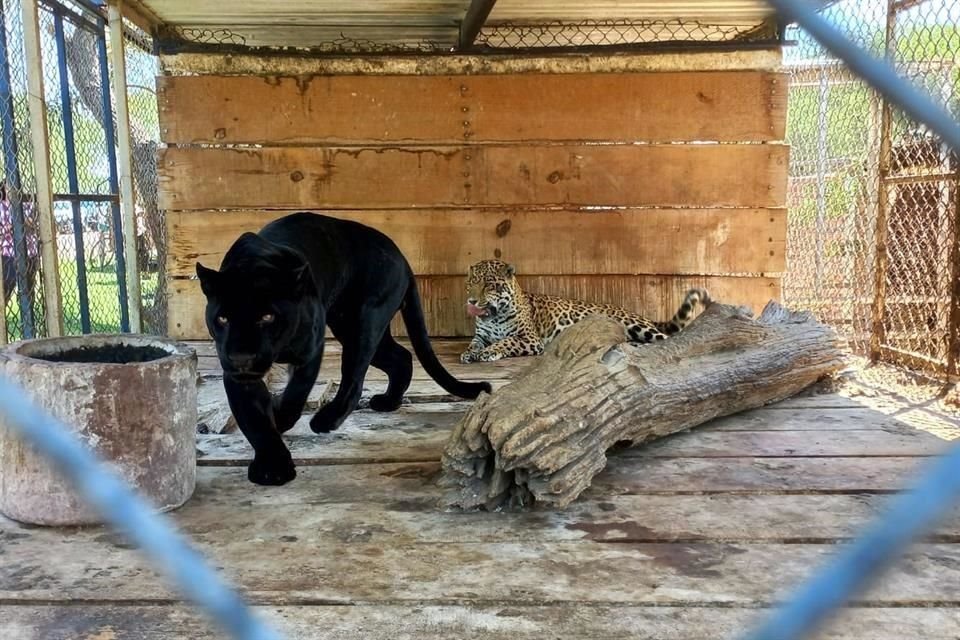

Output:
xmin=461 ymin=260 xmax=711 ymax=363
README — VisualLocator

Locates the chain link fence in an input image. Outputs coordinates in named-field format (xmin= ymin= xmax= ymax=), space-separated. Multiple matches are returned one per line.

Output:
xmin=158 ymin=17 xmax=779 ymax=55
xmin=123 ymin=17 xmax=163 ymax=336
xmin=783 ymin=0 xmax=960 ymax=389
xmin=0 ymin=0 xmax=47 ymax=341
xmin=40 ymin=1 xmax=125 ymax=335
xmin=0 ymin=0 xmax=161 ymax=340
xmin=476 ymin=19 xmax=775 ymax=49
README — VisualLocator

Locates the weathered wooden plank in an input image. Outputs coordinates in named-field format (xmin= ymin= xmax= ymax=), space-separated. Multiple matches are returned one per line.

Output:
xmin=197 ymin=407 xmax=948 ymax=464
xmin=1 ymin=521 xmax=956 ymax=603
xmin=161 ymin=49 xmax=785 ymax=77
xmin=188 ymin=456 xmax=929 ymax=500
xmin=448 ymin=380 xmax=861 ymax=414
xmin=187 ymin=341 xmax=860 ymax=406
xmin=6 ymin=495 xmax=958 ymax=561
xmin=708 ymin=406 xmax=890 ymax=430
xmin=158 ymin=144 xmax=788 ymax=210
xmin=168 ymin=274 xmax=781 ymax=339
xmin=185 ymin=338 xmax=469 ymax=358
xmin=194 ymin=349 xmax=532 ymax=381
xmin=768 ymin=394 xmax=864 ymax=409
xmin=158 ymin=72 xmax=787 ymax=145
xmin=5 ymin=604 xmax=960 ymax=640
xmin=169 ymin=208 xmax=786 ymax=277
xmin=8 ymin=457 xmax=958 ymax=548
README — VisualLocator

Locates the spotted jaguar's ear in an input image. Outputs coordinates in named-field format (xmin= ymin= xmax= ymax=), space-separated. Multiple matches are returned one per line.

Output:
xmin=196 ymin=262 xmax=219 ymax=297
xmin=504 ymin=263 xmax=516 ymax=277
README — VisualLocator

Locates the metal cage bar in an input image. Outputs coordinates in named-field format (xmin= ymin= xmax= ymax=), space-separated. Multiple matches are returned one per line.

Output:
xmin=52 ymin=11 xmax=91 ymax=333
xmin=96 ymin=21 xmax=129 ymax=332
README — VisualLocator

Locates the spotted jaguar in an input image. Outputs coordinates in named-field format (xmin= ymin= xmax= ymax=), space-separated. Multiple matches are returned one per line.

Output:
xmin=461 ymin=260 xmax=711 ymax=363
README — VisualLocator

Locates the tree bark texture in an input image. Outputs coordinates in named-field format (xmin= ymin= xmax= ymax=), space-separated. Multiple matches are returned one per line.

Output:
xmin=440 ymin=301 xmax=847 ymax=510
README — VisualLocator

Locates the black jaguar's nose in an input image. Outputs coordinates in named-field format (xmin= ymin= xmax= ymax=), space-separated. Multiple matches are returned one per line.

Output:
xmin=228 ymin=353 xmax=258 ymax=371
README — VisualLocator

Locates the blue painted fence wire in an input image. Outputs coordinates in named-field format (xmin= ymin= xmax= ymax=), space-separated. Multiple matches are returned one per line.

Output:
xmin=3 ymin=2 xmax=960 ymax=640
xmin=742 ymin=2 xmax=960 ymax=639
xmin=0 ymin=377 xmax=283 ymax=640
xmin=742 ymin=441 xmax=960 ymax=640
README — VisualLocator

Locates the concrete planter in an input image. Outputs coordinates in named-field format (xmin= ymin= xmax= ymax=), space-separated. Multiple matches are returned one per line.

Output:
xmin=0 ymin=334 xmax=197 ymax=526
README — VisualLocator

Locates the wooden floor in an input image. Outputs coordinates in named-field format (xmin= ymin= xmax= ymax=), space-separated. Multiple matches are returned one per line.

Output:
xmin=3 ymin=340 xmax=960 ymax=639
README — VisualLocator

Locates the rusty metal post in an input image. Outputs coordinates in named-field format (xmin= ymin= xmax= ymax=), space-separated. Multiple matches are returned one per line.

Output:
xmin=868 ymin=0 xmax=898 ymax=364
xmin=814 ymin=67 xmax=829 ymax=296
xmin=947 ymin=156 xmax=960 ymax=383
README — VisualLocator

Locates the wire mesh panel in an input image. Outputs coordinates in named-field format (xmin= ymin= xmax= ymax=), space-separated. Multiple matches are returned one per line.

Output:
xmin=39 ymin=0 xmax=131 ymax=334
xmin=783 ymin=0 xmax=960 ymax=381
xmin=123 ymin=17 xmax=163 ymax=336
xmin=0 ymin=0 xmax=47 ymax=342
xmin=476 ymin=19 xmax=775 ymax=49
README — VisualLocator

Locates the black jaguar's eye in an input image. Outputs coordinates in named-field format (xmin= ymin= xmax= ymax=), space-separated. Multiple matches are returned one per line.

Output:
xmin=260 ymin=313 xmax=276 ymax=324
xmin=216 ymin=316 xmax=228 ymax=326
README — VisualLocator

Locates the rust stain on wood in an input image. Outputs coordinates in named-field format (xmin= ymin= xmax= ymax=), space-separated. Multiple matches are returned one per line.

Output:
xmin=166 ymin=209 xmax=787 ymax=278
xmin=159 ymin=144 xmax=787 ymax=210
xmin=159 ymin=72 xmax=787 ymax=145
xmin=167 ymin=274 xmax=782 ymax=340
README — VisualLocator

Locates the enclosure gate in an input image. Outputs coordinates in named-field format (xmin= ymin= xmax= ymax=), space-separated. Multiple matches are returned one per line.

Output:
xmin=0 ymin=0 xmax=153 ymax=342
xmin=869 ymin=0 xmax=960 ymax=382
xmin=784 ymin=0 xmax=960 ymax=384
xmin=44 ymin=0 xmax=129 ymax=334
xmin=0 ymin=0 xmax=39 ymax=338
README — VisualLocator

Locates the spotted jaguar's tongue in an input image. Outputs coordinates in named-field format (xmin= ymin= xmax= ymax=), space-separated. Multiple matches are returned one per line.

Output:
xmin=466 ymin=303 xmax=488 ymax=318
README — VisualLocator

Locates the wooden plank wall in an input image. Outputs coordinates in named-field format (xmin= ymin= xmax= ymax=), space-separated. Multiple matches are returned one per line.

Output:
xmin=159 ymin=56 xmax=788 ymax=339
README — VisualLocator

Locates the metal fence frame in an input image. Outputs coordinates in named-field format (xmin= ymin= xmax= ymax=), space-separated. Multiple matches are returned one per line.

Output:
xmin=783 ymin=0 xmax=960 ymax=385
xmin=0 ymin=0 xmax=149 ymax=342
xmin=46 ymin=0 xmax=130 ymax=334
xmin=1 ymin=1 xmax=960 ymax=639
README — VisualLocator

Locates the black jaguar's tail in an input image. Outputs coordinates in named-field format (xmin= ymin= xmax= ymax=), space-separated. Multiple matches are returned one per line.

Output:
xmin=400 ymin=278 xmax=492 ymax=399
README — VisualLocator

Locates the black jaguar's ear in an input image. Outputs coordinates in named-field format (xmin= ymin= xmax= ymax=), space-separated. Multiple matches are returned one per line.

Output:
xmin=196 ymin=262 xmax=219 ymax=297
xmin=289 ymin=261 xmax=313 ymax=296
xmin=504 ymin=263 xmax=516 ymax=277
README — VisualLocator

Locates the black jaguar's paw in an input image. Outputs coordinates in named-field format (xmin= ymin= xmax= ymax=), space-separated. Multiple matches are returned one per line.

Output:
xmin=248 ymin=456 xmax=297 ymax=486
xmin=369 ymin=393 xmax=403 ymax=412
xmin=309 ymin=404 xmax=347 ymax=434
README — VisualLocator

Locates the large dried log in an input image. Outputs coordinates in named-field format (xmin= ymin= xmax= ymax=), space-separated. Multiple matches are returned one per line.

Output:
xmin=440 ymin=301 xmax=847 ymax=510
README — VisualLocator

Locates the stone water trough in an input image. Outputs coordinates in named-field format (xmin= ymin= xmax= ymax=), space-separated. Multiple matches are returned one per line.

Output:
xmin=0 ymin=335 xmax=197 ymax=526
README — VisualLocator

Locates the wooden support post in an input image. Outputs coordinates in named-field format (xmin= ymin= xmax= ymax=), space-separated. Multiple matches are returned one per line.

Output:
xmin=112 ymin=0 xmax=160 ymax=35
xmin=20 ymin=0 xmax=63 ymax=338
xmin=814 ymin=67 xmax=829 ymax=295
xmin=947 ymin=161 xmax=960 ymax=384
xmin=0 ymin=259 xmax=6 ymax=343
xmin=869 ymin=0 xmax=897 ymax=363
xmin=459 ymin=0 xmax=497 ymax=50
xmin=106 ymin=0 xmax=142 ymax=333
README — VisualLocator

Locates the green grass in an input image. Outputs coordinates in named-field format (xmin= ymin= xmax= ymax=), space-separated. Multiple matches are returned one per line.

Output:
xmin=5 ymin=259 xmax=158 ymax=340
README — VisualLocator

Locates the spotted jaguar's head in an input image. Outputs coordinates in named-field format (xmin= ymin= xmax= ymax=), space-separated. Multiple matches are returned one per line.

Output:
xmin=465 ymin=260 xmax=522 ymax=319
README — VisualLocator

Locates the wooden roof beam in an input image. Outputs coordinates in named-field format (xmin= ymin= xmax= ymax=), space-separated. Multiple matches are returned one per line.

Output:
xmin=458 ymin=0 xmax=497 ymax=51
xmin=108 ymin=0 xmax=163 ymax=35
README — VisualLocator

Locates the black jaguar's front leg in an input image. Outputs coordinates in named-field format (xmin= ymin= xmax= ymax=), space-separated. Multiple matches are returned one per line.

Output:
xmin=224 ymin=377 xmax=297 ymax=486
xmin=310 ymin=315 xmax=381 ymax=434
xmin=272 ymin=355 xmax=322 ymax=433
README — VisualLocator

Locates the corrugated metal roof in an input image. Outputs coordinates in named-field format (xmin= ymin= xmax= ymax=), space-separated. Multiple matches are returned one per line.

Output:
xmin=131 ymin=0 xmax=781 ymax=52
